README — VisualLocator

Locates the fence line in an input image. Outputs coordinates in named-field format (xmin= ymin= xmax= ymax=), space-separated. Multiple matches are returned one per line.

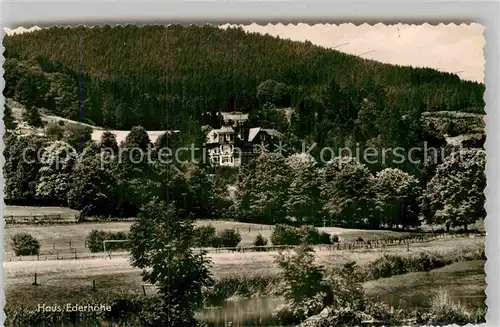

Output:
xmin=4 ymin=214 xmax=74 ymax=225
xmin=6 ymin=232 xmax=481 ymax=262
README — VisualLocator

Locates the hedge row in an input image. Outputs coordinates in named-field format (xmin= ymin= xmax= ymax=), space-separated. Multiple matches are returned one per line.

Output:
xmin=271 ymin=224 xmax=336 ymax=246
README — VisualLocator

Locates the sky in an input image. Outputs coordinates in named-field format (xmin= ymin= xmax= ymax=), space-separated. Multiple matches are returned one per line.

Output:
xmin=223 ymin=23 xmax=485 ymax=83
xmin=6 ymin=23 xmax=485 ymax=83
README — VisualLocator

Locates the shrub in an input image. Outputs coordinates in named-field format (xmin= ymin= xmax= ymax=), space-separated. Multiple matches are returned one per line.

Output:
xmin=319 ymin=232 xmax=332 ymax=245
xmin=11 ymin=233 xmax=40 ymax=256
xmin=365 ymin=254 xmax=408 ymax=279
xmin=217 ymin=228 xmax=242 ymax=248
xmin=271 ymin=224 xmax=302 ymax=245
xmin=425 ymin=289 xmax=478 ymax=325
xmin=331 ymin=235 xmax=340 ymax=243
xmin=86 ymin=230 xmax=129 ymax=253
xmin=275 ymin=245 xmax=326 ymax=321
xmin=299 ymin=226 xmax=333 ymax=245
xmin=192 ymin=225 xmax=217 ymax=247
xmin=253 ymin=233 xmax=268 ymax=247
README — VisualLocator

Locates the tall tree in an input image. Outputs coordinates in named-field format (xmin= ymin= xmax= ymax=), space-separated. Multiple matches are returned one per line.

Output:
xmin=320 ymin=157 xmax=377 ymax=227
xmin=421 ymin=149 xmax=486 ymax=231
xmin=233 ymin=153 xmax=291 ymax=224
xmin=35 ymin=141 xmax=77 ymax=204
xmin=374 ymin=168 xmax=421 ymax=229
xmin=129 ymin=200 xmax=214 ymax=325
xmin=284 ymin=153 xmax=322 ymax=225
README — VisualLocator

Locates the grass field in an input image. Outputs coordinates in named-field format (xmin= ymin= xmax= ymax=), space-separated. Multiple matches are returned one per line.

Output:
xmin=4 ymin=216 xmax=426 ymax=256
xmin=364 ymin=260 xmax=486 ymax=309
xmin=4 ymin=236 xmax=484 ymax=310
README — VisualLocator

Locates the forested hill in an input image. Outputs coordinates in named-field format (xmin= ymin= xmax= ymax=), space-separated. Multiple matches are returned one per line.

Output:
xmin=4 ymin=25 xmax=484 ymax=134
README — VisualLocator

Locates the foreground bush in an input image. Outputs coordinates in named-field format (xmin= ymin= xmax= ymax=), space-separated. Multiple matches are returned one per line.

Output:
xmin=86 ymin=230 xmax=129 ymax=253
xmin=11 ymin=233 xmax=40 ymax=256
xmin=421 ymin=289 xmax=486 ymax=325
xmin=275 ymin=244 xmax=326 ymax=322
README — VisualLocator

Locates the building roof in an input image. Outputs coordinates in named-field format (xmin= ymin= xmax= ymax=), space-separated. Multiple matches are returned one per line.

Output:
xmin=216 ymin=125 xmax=236 ymax=133
xmin=247 ymin=127 xmax=283 ymax=142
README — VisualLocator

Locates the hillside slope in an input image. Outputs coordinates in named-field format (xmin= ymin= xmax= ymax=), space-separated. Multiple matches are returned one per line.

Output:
xmin=4 ymin=25 xmax=484 ymax=133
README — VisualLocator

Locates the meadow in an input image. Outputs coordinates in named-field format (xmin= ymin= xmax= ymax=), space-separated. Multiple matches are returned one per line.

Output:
xmin=4 ymin=206 xmax=486 ymax=326
xmin=4 ymin=235 xmax=484 ymax=309
xmin=4 ymin=213 xmax=427 ymax=256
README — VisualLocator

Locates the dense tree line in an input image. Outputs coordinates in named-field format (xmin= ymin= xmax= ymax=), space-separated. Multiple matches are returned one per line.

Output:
xmin=3 ymin=118 xmax=485 ymax=230
xmin=232 ymin=151 xmax=485 ymax=230
xmin=3 ymin=126 xmax=226 ymax=219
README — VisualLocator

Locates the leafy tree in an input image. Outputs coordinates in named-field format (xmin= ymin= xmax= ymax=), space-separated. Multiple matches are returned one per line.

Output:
xmin=216 ymin=228 xmax=242 ymax=248
xmin=284 ymin=153 xmax=322 ymax=225
xmin=129 ymin=200 xmax=214 ymax=325
xmin=320 ymin=157 xmax=377 ymax=228
xmin=421 ymin=149 xmax=486 ymax=231
xmin=183 ymin=163 xmax=216 ymax=218
xmin=62 ymin=125 xmax=93 ymax=152
xmin=374 ymin=168 xmax=421 ymax=229
xmin=192 ymin=225 xmax=218 ymax=247
xmin=270 ymin=224 xmax=302 ymax=245
xmin=35 ymin=141 xmax=77 ymax=204
xmin=100 ymin=130 xmax=119 ymax=153
xmin=247 ymin=102 xmax=289 ymax=132
xmin=11 ymin=233 xmax=41 ymax=256
xmin=14 ymin=67 xmax=50 ymax=108
xmin=3 ymin=134 xmax=45 ymax=202
xmin=233 ymin=153 xmax=291 ymax=224
xmin=123 ymin=125 xmax=151 ymax=151
xmin=67 ymin=152 xmax=116 ymax=216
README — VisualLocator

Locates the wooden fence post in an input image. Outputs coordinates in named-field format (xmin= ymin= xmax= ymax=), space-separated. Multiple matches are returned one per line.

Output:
xmin=32 ymin=273 xmax=38 ymax=286
xmin=142 ymin=285 xmax=146 ymax=296
xmin=69 ymin=241 xmax=72 ymax=249
xmin=93 ymin=279 xmax=96 ymax=291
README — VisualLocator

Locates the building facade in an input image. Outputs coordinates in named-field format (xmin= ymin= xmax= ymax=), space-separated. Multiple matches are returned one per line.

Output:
xmin=206 ymin=125 xmax=282 ymax=167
